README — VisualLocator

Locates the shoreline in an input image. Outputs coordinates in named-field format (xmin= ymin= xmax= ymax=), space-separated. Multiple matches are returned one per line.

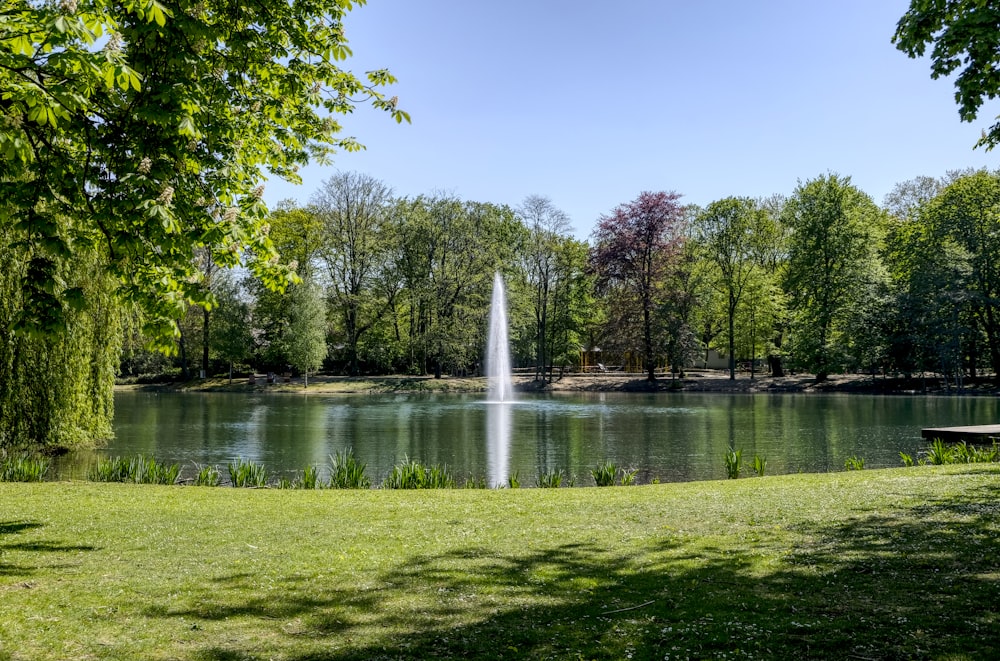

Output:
xmin=115 ymin=371 xmax=999 ymax=396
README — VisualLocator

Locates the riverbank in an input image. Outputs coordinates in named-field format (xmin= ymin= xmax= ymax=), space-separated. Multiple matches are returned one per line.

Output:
xmin=117 ymin=370 xmax=999 ymax=395
xmin=2 ymin=465 xmax=997 ymax=660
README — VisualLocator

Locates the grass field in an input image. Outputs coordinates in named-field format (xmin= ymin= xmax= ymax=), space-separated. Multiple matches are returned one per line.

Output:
xmin=2 ymin=466 xmax=999 ymax=660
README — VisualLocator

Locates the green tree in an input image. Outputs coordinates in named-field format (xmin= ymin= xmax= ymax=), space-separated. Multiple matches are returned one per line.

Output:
xmin=0 ymin=0 xmax=404 ymax=448
xmin=210 ymin=272 xmax=252 ymax=383
xmin=518 ymin=195 xmax=572 ymax=382
xmin=313 ymin=172 xmax=394 ymax=376
xmin=922 ymin=170 xmax=1000 ymax=381
xmin=695 ymin=197 xmax=776 ymax=379
xmin=783 ymin=175 xmax=884 ymax=380
xmin=285 ymin=280 xmax=327 ymax=388
xmin=894 ymin=1 xmax=1000 ymax=149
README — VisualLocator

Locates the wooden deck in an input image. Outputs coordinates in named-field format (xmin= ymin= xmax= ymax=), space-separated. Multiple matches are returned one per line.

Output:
xmin=921 ymin=425 xmax=1000 ymax=443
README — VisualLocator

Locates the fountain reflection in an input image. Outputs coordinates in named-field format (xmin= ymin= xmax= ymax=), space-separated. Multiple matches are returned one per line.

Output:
xmin=486 ymin=401 xmax=513 ymax=487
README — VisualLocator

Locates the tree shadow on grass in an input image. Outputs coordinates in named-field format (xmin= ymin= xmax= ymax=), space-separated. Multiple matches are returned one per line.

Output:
xmin=152 ymin=485 xmax=1000 ymax=661
xmin=0 ymin=519 xmax=96 ymax=577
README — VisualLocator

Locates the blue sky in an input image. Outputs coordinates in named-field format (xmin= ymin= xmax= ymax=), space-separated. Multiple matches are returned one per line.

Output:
xmin=263 ymin=0 xmax=998 ymax=238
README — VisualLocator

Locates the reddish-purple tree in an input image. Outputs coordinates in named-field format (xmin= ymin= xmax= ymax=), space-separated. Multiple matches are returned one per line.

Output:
xmin=590 ymin=191 xmax=687 ymax=381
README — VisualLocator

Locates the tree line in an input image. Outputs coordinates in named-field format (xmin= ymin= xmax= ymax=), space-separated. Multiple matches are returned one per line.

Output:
xmin=118 ymin=169 xmax=1000 ymax=392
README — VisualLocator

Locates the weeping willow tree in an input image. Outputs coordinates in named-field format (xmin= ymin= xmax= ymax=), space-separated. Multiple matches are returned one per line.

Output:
xmin=0 ymin=219 xmax=120 ymax=451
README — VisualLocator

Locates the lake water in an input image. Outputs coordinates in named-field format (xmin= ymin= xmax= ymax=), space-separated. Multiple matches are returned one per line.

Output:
xmin=55 ymin=391 xmax=1000 ymax=485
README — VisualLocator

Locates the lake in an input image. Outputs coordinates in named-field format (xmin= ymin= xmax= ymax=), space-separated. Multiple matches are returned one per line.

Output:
xmin=54 ymin=391 xmax=1000 ymax=485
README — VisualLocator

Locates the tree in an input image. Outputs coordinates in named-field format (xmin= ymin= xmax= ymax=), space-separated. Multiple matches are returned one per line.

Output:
xmin=210 ymin=272 xmax=252 ymax=383
xmin=518 ymin=195 xmax=572 ymax=382
xmin=285 ymin=280 xmax=327 ymax=388
xmin=313 ymin=172 xmax=394 ymax=376
xmin=0 ymin=0 xmax=404 ymax=447
xmin=695 ymin=197 xmax=776 ymax=379
xmin=922 ymin=170 xmax=1000 ymax=382
xmin=894 ymin=1 xmax=1000 ymax=149
xmin=590 ymin=191 xmax=687 ymax=381
xmin=783 ymin=175 xmax=884 ymax=380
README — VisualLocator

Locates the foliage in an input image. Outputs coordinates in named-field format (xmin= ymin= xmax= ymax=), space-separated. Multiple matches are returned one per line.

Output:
xmin=590 ymin=191 xmax=687 ymax=380
xmin=194 ymin=464 xmax=221 ymax=487
xmin=0 ymin=454 xmax=49 ymax=482
xmin=591 ymin=461 xmax=618 ymax=487
xmin=284 ymin=279 xmax=328 ymax=387
xmin=752 ymin=454 xmax=767 ymax=477
xmin=313 ymin=172 xmax=396 ymax=376
xmin=88 ymin=455 xmax=179 ymax=484
xmin=328 ymin=449 xmax=371 ymax=489
xmin=536 ymin=468 xmax=564 ymax=488
xmin=228 ymin=458 xmax=268 ymax=488
xmin=783 ymin=174 xmax=885 ymax=380
xmin=894 ymin=1 xmax=1000 ymax=149
xmin=724 ymin=448 xmax=742 ymax=479
xmin=507 ymin=470 xmax=521 ymax=489
xmin=590 ymin=461 xmax=636 ymax=486
xmin=0 ymin=0 xmax=407 ymax=345
xmin=381 ymin=458 xmax=455 ymax=489
xmin=695 ymin=197 xmax=778 ymax=379
xmin=844 ymin=456 xmax=866 ymax=471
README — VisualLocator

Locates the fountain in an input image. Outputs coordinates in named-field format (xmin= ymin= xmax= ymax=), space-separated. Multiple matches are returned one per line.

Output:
xmin=485 ymin=272 xmax=514 ymax=487
xmin=485 ymin=272 xmax=515 ymax=402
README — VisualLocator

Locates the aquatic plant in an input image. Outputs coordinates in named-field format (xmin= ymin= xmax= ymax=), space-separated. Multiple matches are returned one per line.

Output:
xmin=591 ymin=461 xmax=618 ymax=487
xmin=0 ymin=454 xmax=49 ymax=482
xmin=724 ymin=448 xmax=742 ymax=479
xmin=88 ymin=455 xmax=179 ymax=484
xmin=228 ymin=458 xmax=268 ymax=488
xmin=328 ymin=449 xmax=371 ymax=489
xmin=899 ymin=452 xmax=915 ymax=468
xmin=507 ymin=471 xmax=520 ymax=489
xmin=194 ymin=464 xmax=221 ymax=487
xmin=845 ymin=456 xmax=865 ymax=471
xmin=382 ymin=458 xmax=455 ymax=489
xmin=925 ymin=438 xmax=952 ymax=465
xmin=752 ymin=454 xmax=767 ymax=477
xmin=536 ymin=469 xmax=564 ymax=488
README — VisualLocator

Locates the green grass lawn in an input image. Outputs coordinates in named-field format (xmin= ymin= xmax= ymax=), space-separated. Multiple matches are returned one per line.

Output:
xmin=2 ymin=466 xmax=999 ymax=660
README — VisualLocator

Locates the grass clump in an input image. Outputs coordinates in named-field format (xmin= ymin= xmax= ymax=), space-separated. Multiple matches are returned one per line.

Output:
xmin=328 ymin=449 xmax=371 ymax=489
xmin=88 ymin=455 xmax=179 ymax=484
xmin=845 ymin=456 xmax=866 ymax=471
xmin=507 ymin=470 xmax=520 ymax=489
xmin=0 ymin=454 xmax=49 ymax=482
xmin=228 ymin=458 xmax=268 ymax=488
xmin=382 ymin=458 xmax=455 ymax=489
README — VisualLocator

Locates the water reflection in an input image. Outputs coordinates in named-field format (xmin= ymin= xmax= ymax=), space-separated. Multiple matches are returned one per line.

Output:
xmin=52 ymin=391 xmax=1000 ymax=484
xmin=486 ymin=402 xmax=512 ymax=487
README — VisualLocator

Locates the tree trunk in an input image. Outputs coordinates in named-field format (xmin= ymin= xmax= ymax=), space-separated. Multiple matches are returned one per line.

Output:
xmin=202 ymin=307 xmax=210 ymax=378
xmin=178 ymin=330 xmax=190 ymax=380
